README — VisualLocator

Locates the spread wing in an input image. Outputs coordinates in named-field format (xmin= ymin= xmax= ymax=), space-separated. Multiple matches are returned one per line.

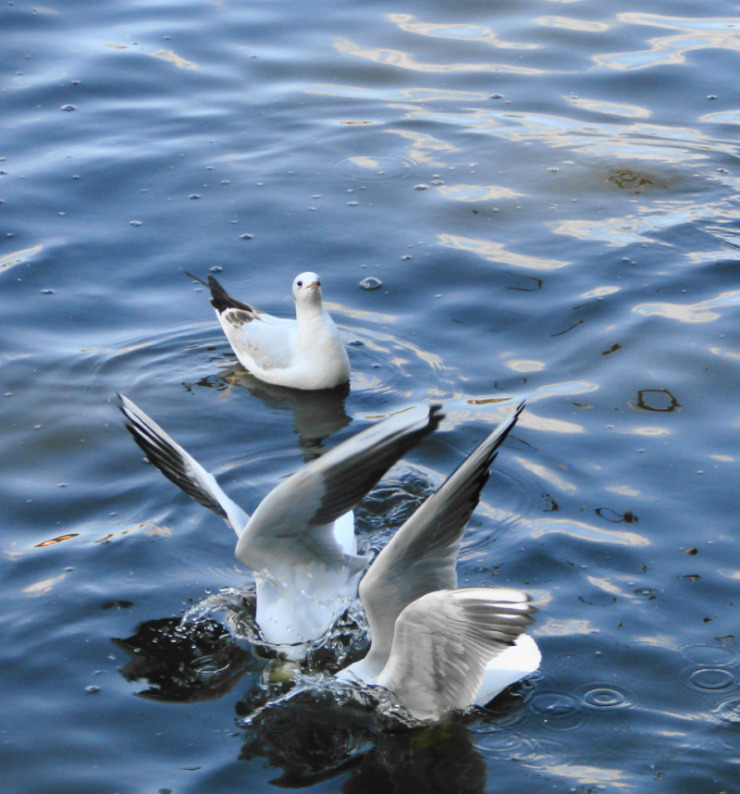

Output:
xmin=119 ymin=394 xmax=249 ymax=535
xmin=358 ymin=402 xmax=525 ymax=671
xmin=376 ymin=588 xmax=535 ymax=720
xmin=236 ymin=405 xmax=444 ymax=573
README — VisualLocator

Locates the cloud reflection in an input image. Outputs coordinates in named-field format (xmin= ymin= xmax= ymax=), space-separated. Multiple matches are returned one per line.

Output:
xmin=595 ymin=13 xmax=740 ymax=71
xmin=633 ymin=290 xmax=740 ymax=323
xmin=438 ymin=233 xmax=571 ymax=270
xmin=333 ymin=37 xmax=546 ymax=75
xmin=387 ymin=13 xmax=540 ymax=50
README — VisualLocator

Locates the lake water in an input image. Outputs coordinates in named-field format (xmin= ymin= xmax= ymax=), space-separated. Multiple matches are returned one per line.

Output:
xmin=1 ymin=0 xmax=739 ymax=791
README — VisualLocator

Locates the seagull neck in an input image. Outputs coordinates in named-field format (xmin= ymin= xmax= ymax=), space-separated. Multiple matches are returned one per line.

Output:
xmin=295 ymin=302 xmax=332 ymax=334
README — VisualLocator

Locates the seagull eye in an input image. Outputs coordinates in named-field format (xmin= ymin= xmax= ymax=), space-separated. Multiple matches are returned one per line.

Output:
xmin=297 ymin=280 xmax=303 ymax=287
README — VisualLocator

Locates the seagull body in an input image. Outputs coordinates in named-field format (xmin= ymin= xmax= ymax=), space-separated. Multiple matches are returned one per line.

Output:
xmin=119 ymin=395 xmax=442 ymax=653
xmin=184 ymin=271 xmax=350 ymax=390
xmin=337 ymin=402 xmax=541 ymax=720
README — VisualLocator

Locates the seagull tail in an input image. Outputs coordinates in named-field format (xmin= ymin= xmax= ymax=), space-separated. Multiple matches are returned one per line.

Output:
xmin=181 ymin=269 xmax=256 ymax=314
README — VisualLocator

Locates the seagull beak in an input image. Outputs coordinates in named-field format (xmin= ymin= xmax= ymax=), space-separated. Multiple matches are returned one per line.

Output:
xmin=308 ymin=280 xmax=320 ymax=290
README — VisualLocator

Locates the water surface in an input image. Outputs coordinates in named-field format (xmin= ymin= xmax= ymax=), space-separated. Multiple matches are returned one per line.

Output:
xmin=1 ymin=0 xmax=739 ymax=791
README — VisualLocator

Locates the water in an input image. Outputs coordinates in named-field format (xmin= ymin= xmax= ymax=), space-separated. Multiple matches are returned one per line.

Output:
xmin=1 ymin=0 xmax=739 ymax=791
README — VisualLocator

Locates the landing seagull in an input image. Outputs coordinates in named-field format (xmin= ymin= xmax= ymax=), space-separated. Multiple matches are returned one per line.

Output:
xmin=338 ymin=402 xmax=541 ymax=721
xmin=183 ymin=271 xmax=351 ymax=390
xmin=119 ymin=395 xmax=442 ymax=653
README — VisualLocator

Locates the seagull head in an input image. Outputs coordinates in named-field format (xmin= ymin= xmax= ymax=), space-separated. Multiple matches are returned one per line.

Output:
xmin=292 ymin=271 xmax=323 ymax=305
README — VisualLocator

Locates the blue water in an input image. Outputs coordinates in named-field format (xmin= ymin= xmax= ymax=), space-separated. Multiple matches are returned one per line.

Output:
xmin=2 ymin=0 xmax=739 ymax=791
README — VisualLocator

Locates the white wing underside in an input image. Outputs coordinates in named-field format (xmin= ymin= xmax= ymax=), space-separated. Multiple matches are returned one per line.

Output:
xmin=374 ymin=588 xmax=538 ymax=721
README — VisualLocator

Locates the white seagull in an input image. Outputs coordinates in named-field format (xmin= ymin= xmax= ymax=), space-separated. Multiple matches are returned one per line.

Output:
xmin=183 ymin=271 xmax=351 ymax=390
xmin=119 ymin=395 xmax=442 ymax=653
xmin=338 ymin=402 xmax=541 ymax=721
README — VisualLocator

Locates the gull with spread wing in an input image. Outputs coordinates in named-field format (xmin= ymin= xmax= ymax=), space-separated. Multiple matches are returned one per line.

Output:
xmin=119 ymin=395 xmax=442 ymax=654
xmin=338 ymin=402 xmax=540 ymax=721
xmin=183 ymin=271 xmax=350 ymax=390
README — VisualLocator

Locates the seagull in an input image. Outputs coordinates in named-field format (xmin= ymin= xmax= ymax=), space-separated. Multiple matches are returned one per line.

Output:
xmin=118 ymin=394 xmax=443 ymax=654
xmin=183 ymin=271 xmax=351 ymax=390
xmin=337 ymin=402 xmax=541 ymax=721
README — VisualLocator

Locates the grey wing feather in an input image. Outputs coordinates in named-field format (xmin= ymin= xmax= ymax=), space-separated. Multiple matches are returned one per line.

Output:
xmin=359 ymin=402 xmax=525 ymax=665
xmin=119 ymin=394 xmax=249 ymax=534
xmin=237 ymin=405 xmax=444 ymax=570
xmin=378 ymin=588 xmax=535 ymax=720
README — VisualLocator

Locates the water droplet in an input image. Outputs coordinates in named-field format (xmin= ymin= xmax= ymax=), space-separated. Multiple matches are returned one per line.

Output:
xmin=40 ymin=288 xmax=55 ymax=295
xmin=240 ymin=233 xmax=253 ymax=240
xmin=209 ymin=266 xmax=222 ymax=273
xmin=414 ymin=183 xmax=429 ymax=191
xmin=359 ymin=277 xmax=382 ymax=291
xmin=85 ymin=685 xmax=100 ymax=694
xmin=61 ymin=104 xmax=76 ymax=112
xmin=129 ymin=220 xmax=143 ymax=227
xmin=189 ymin=193 xmax=200 ymax=200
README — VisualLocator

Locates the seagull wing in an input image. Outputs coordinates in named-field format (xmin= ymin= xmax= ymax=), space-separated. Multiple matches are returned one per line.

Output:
xmin=237 ymin=405 xmax=444 ymax=573
xmin=376 ymin=587 xmax=535 ymax=720
xmin=358 ymin=402 xmax=525 ymax=671
xmin=119 ymin=394 xmax=249 ymax=535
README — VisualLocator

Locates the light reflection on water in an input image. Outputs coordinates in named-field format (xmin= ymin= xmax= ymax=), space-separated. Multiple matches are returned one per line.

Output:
xmin=1 ymin=0 xmax=739 ymax=791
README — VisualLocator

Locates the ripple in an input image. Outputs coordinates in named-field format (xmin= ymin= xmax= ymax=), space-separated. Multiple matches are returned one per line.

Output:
xmin=680 ymin=642 xmax=738 ymax=666
xmin=687 ymin=667 xmax=735 ymax=692
xmin=475 ymin=729 xmax=535 ymax=758
xmin=580 ymin=686 xmax=629 ymax=710
xmin=530 ymin=691 xmax=584 ymax=731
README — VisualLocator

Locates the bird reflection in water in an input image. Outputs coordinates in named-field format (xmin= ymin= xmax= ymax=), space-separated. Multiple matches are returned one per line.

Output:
xmin=237 ymin=685 xmax=491 ymax=793
xmin=194 ymin=363 xmax=352 ymax=458
xmin=113 ymin=616 xmax=258 ymax=703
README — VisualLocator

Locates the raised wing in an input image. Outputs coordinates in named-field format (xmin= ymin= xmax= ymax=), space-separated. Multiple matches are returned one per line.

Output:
xmin=236 ymin=405 xmax=444 ymax=573
xmin=357 ymin=402 xmax=525 ymax=675
xmin=119 ymin=394 xmax=249 ymax=535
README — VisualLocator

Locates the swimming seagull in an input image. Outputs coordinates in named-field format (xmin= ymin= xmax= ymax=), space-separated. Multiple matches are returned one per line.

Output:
xmin=338 ymin=402 xmax=541 ymax=721
xmin=183 ymin=271 xmax=351 ymax=390
xmin=118 ymin=394 xmax=443 ymax=653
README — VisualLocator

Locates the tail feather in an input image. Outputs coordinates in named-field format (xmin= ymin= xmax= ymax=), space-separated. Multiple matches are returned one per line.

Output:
xmin=182 ymin=269 xmax=256 ymax=314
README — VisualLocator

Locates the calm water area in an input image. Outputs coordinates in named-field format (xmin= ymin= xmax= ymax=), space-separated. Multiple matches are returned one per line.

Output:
xmin=1 ymin=0 xmax=739 ymax=791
